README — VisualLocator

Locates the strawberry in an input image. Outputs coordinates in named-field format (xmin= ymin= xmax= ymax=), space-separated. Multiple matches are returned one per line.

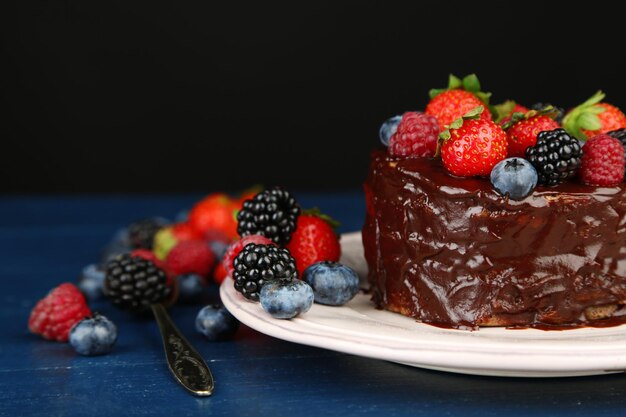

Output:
xmin=425 ymin=74 xmax=493 ymax=130
xmin=563 ymin=91 xmax=626 ymax=140
xmin=285 ymin=209 xmax=341 ymax=275
xmin=188 ymin=193 xmax=239 ymax=241
xmin=502 ymin=107 xmax=561 ymax=157
xmin=438 ymin=106 xmax=508 ymax=177
xmin=153 ymin=222 xmax=203 ymax=260
xmin=493 ymin=100 xmax=530 ymax=125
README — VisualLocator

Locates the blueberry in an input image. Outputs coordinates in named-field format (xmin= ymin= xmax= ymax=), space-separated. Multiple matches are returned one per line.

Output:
xmin=178 ymin=274 xmax=205 ymax=301
xmin=77 ymin=264 xmax=106 ymax=300
xmin=490 ymin=157 xmax=538 ymax=200
xmin=175 ymin=209 xmax=189 ymax=223
xmin=195 ymin=305 xmax=240 ymax=341
xmin=69 ymin=314 xmax=118 ymax=356
xmin=379 ymin=115 xmax=403 ymax=146
xmin=259 ymin=279 xmax=314 ymax=319
xmin=302 ymin=261 xmax=360 ymax=306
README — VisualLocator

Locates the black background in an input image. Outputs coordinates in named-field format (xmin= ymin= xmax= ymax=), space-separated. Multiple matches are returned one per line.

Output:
xmin=2 ymin=1 xmax=625 ymax=193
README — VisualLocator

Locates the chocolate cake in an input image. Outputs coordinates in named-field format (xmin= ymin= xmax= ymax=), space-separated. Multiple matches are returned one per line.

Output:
xmin=363 ymin=150 xmax=626 ymax=329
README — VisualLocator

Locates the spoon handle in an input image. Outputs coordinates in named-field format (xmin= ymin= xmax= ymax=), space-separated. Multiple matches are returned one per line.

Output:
xmin=151 ymin=303 xmax=214 ymax=396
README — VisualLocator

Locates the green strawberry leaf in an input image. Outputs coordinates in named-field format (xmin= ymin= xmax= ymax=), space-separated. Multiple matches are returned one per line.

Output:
xmin=429 ymin=88 xmax=446 ymax=99
xmin=435 ymin=106 xmax=484 ymax=156
xmin=578 ymin=113 xmax=602 ymax=131
xmin=493 ymin=100 xmax=516 ymax=123
xmin=448 ymin=74 xmax=462 ymax=89
xmin=462 ymin=74 xmax=481 ymax=93
xmin=501 ymin=105 xmax=558 ymax=130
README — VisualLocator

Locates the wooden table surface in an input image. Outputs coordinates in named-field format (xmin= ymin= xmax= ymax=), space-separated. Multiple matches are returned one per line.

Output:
xmin=2 ymin=194 xmax=626 ymax=417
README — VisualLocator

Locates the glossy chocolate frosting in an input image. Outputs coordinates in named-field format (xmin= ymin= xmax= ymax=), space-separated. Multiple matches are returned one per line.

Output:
xmin=363 ymin=150 xmax=626 ymax=329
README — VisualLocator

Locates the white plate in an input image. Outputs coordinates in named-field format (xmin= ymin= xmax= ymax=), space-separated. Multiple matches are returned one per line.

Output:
xmin=221 ymin=232 xmax=626 ymax=378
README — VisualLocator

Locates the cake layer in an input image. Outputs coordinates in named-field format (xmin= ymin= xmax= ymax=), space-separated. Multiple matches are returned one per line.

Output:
xmin=363 ymin=150 xmax=626 ymax=329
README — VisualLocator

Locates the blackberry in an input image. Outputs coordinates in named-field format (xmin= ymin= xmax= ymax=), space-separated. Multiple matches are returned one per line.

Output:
xmin=608 ymin=128 xmax=626 ymax=174
xmin=531 ymin=102 xmax=565 ymax=124
xmin=103 ymin=254 xmax=171 ymax=311
xmin=232 ymin=243 xmax=298 ymax=301
xmin=236 ymin=187 xmax=300 ymax=245
xmin=525 ymin=128 xmax=582 ymax=186
xmin=128 ymin=218 xmax=168 ymax=249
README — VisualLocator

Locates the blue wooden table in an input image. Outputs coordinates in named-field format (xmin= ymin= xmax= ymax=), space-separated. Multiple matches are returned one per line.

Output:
xmin=2 ymin=193 xmax=626 ymax=417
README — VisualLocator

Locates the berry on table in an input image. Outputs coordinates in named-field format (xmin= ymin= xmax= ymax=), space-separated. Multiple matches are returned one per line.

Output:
xmin=236 ymin=187 xmax=300 ymax=245
xmin=580 ymin=134 xmax=625 ymax=186
xmin=260 ymin=278 xmax=314 ymax=319
xmin=177 ymin=274 xmax=206 ymax=301
xmin=188 ymin=193 xmax=239 ymax=241
xmin=525 ymin=128 xmax=582 ymax=186
xmin=426 ymin=74 xmax=492 ymax=130
xmin=69 ymin=313 xmax=118 ymax=356
xmin=232 ymin=243 xmax=298 ymax=301
xmin=153 ymin=222 xmax=203 ymax=260
xmin=379 ymin=114 xmax=403 ymax=146
xmin=301 ymin=261 xmax=360 ymax=306
xmin=563 ymin=91 xmax=626 ymax=140
xmin=387 ymin=112 xmax=439 ymax=157
xmin=438 ymin=106 xmax=508 ymax=177
xmin=28 ymin=283 xmax=92 ymax=342
xmin=195 ymin=305 xmax=240 ymax=341
xmin=103 ymin=254 xmax=171 ymax=312
xmin=128 ymin=218 xmax=169 ymax=250
xmin=78 ymin=264 xmax=106 ymax=300
xmin=285 ymin=209 xmax=341 ymax=275
xmin=166 ymin=240 xmax=215 ymax=280
xmin=489 ymin=158 xmax=538 ymax=200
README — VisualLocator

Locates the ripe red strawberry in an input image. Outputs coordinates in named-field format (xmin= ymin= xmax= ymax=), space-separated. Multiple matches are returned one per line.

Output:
xmin=580 ymin=134 xmax=625 ymax=186
xmin=213 ymin=262 xmax=228 ymax=285
xmin=425 ymin=74 xmax=493 ymax=130
xmin=388 ymin=112 xmax=439 ymax=157
xmin=285 ymin=210 xmax=341 ymax=275
xmin=29 ymin=283 xmax=92 ymax=342
xmin=166 ymin=240 xmax=216 ymax=280
xmin=221 ymin=234 xmax=275 ymax=279
xmin=171 ymin=222 xmax=203 ymax=241
xmin=188 ymin=193 xmax=239 ymax=241
xmin=503 ymin=109 xmax=561 ymax=157
xmin=564 ymin=91 xmax=626 ymax=140
xmin=439 ymin=106 xmax=508 ymax=177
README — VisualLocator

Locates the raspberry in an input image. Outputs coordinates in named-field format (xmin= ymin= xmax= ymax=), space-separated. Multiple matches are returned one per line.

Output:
xmin=580 ymin=134 xmax=625 ymax=186
xmin=166 ymin=240 xmax=216 ymax=279
xmin=221 ymin=234 xmax=275 ymax=279
xmin=28 ymin=283 xmax=92 ymax=342
xmin=388 ymin=112 xmax=439 ymax=157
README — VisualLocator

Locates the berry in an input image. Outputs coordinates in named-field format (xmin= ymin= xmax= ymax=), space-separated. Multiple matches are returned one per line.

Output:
xmin=489 ymin=158 xmax=538 ymax=200
xmin=608 ymin=128 xmax=626 ymax=174
xmin=531 ymin=102 xmax=565 ymax=124
xmin=153 ymin=222 xmax=203 ymax=260
xmin=232 ymin=243 xmax=298 ymax=301
xmin=504 ymin=114 xmax=561 ymax=157
xmin=260 ymin=278 xmax=314 ymax=319
xmin=195 ymin=305 xmax=240 ymax=341
xmin=301 ymin=261 xmax=360 ymax=306
xmin=69 ymin=313 xmax=118 ymax=356
xmin=78 ymin=264 xmax=106 ymax=300
xmin=213 ymin=262 xmax=228 ymax=285
xmin=379 ymin=114 xmax=402 ymax=146
xmin=175 ymin=209 xmax=189 ymax=223
xmin=580 ymin=134 xmax=625 ymax=186
xmin=28 ymin=283 xmax=92 ymax=342
xmin=166 ymin=240 xmax=215 ymax=279
xmin=177 ymin=274 xmax=206 ymax=301
xmin=208 ymin=239 xmax=229 ymax=261
xmin=221 ymin=235 xmax=275 ymax=279
xmin=188 ymin=193 xmax=239 ymax=241
xmin=426 ymin=74 xmax=492 ymax=130
xmin=285 ymin=211 xmax=341 ymax=275
xmin=439 ymin=106 xmax=508 ymax=177
xmin=493 ymin=100 xmax=529 ymax=125
xmin=388 ymin=112 xmax=439 ymax=157
xmin=237 ymin=187 xmax=300 ymax=245
xmin=128 ymin=218 xmax=169 ymax=250
xmin=103 ymin=254 xmax=171 ymax=312
xmin=563 ymin=91 xmax=626 ymax=140
xmin=130 ymin=249 xmax=172 ymax=285
xmin=525 ymin=128 xmax=582 ymax=186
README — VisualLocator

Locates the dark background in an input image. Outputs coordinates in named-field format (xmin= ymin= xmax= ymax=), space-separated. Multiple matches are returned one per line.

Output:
xmin=2 ymin=1 xmax=625 ymax=193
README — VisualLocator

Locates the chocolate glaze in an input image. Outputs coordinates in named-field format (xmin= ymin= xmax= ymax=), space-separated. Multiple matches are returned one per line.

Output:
xmin=363 ymin=150 xmax=626 ymax=329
